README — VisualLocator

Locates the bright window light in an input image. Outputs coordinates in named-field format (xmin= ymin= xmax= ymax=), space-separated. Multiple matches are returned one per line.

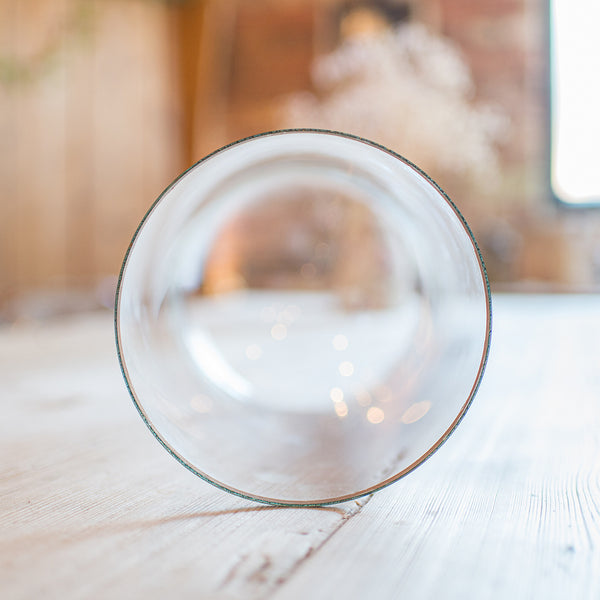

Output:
xmin=551 ymin=0 xmax=600 ymax=204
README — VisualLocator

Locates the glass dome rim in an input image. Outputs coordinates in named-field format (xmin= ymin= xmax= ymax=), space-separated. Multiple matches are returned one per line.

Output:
xmin=113 ymin=127 xmax=493 ymax=507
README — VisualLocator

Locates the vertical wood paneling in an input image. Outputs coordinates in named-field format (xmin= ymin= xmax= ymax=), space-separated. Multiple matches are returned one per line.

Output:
xmin=90 ymin=0 xmax=181 ymax=284
xmin=170 ymin=0 xmax=207 ymax=168
xmin=13 ymin=0 xmax=68 ymax=293
xmin=0 ymin=0 xmax=18 ymax=309
xmin=64 ymin=3 xmax=96 ymax=289
xmin=140 ymin=4 xmax=182 ymax=216
xmin=0 ymin=0 xmax=181 ymax=314
xmin=190 ymin=0 xmax=237 ymax=158
xmin=91 ymin=1 xmax=149 ymax=280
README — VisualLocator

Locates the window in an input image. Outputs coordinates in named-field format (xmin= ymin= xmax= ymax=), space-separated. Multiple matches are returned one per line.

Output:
xmin=550 ymin=0 xmax=600 ymax=205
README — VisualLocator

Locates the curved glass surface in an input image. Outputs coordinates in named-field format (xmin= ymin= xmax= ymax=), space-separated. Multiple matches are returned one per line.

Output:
xmin=115 ymin=129 xmax=491 ymax=506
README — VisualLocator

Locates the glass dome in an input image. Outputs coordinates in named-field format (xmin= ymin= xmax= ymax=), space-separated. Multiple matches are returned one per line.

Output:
xmin=115 ymin=129 xmax=491 ymax=506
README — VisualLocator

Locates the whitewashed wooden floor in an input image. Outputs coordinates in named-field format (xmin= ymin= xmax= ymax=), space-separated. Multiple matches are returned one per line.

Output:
xmin=2 ymin=294 xmax=600 ymax=599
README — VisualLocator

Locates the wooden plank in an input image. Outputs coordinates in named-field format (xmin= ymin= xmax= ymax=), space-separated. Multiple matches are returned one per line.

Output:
xmin=187 ymin=0 xmax=237 ymax=158
xmin=12 ymin=0 xmax=69 ymax=294
xmin=169 ymin=0 xmax=208 ymax=168
xmin=64 ymin=0 xmax=97 ymax=289
xmin=90 ymin=0 xmax=149 ymax=281
xmin=0 ymin=0 xmax=18 ymax=313
xmin=90 ymin=0 xmax=181 ymax=282
xmin=138 ymin=2 xmax=181 ymax=215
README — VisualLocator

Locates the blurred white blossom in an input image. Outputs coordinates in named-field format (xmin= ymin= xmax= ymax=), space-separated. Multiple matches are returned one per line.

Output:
xmin=282 ymin=24 xmax=508 ymax=183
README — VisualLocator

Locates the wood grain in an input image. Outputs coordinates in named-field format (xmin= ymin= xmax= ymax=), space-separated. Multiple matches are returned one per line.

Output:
xmin=2 ymin=294 xmax=600 ymax=598
xmin=0 ymin=0 xmax=180 ymax=307
xmin=273 ymin=294 xmax=600 ymax=600
xmin=0 ymin=311 xmax=369 ymax=599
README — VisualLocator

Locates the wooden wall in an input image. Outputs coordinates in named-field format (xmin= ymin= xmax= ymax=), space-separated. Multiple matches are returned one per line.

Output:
xmin=0 ymin=0 xmax=320 ymax=319
xmin=1 ymin=0 xmax=598 ymax=320
xmin=0 ymin=0 xmax=182 ymax=317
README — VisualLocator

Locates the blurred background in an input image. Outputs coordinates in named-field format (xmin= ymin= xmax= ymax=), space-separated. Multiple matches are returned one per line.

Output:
xmin=1 ymin=0 xmax=599 ymax=322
